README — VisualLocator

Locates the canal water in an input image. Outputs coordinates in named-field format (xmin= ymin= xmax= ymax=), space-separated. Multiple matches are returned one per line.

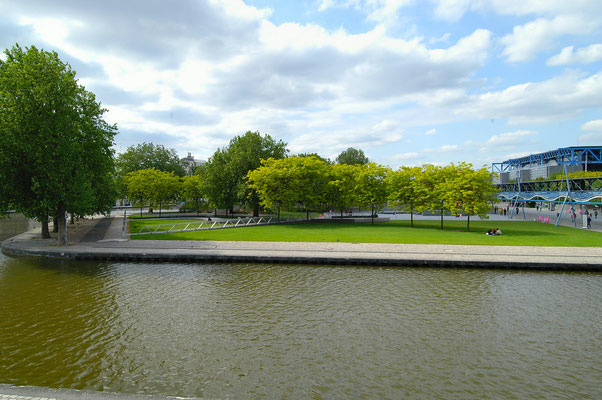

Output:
xmin=1 ymin=218 xmax=601 ymax=399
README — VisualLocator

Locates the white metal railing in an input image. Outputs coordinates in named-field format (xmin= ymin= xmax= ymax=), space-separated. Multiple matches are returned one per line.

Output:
xmin=127 ymin=216 xmax=304 ymax=237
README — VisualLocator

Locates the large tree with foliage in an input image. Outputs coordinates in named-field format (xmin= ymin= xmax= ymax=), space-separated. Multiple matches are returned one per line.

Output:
xmin=116 ymin=142 xmax=186 ymax=177
xmin=336 ymin=147 xmax=369 ymax=165
xmin=413 ymin=164 xmax=446 ymax=229
xmin=326 ymin=163 xmax=359 ymax=218
xmin=0 ymin=44 xmax=117 ymax=244
xmin=124 ymin=169 xmax=181 ymax=216
xmin=354 ymin=163 xmax=390 ymax=224
xmin=246 ymin=158 xmax=296 ymax=222
xmin=246 ymin=156 xmax=330 ymax=220
xmin=388 ymin=166 xmax=422 ymax=227
xmin=443 ymin=163 xmax=497 ymax=231
xmin=197 ymin=148 xmax=237 ymax=216
xmin=181 ymin=174 xmax=204 ymax=214
xmin=200 ymin=131 xmax=288 ymax=216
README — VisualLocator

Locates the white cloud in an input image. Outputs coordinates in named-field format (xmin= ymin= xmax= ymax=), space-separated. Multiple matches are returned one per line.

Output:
xmin=581 ymin=120 xmax=602 ymax=132
xmin=457 ymin=72 xmax=602 ymax=124
xmin=579 ymin=120 xmax=602 ymax=144
xmin=487 ymin=130 xmax=538 ymax=145
xmin=393 ymin=152 xmax=420 ymax=160
xmin=432 ymin=0 xmax=472 ymax=22
xmin=488 ymin=0 xmax=602 ymax=18
xmin=432 ymin=0 xmax=602 ymax=21
xmin=500 ymin=16 xmax=597 ymax=62
xmin=426 ymin=128 xmax=436 ymax=135
xmin=317 ymin=0 xmax=413 ymax=24
xmin=429 ymin=32 xmax=450 ymax=44
xmin=547 ymin=44 xmax=602 ymax=66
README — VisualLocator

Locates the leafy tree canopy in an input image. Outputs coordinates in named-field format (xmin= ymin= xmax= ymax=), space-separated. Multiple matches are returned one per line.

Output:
xmin=200 ymin=131 xmax=288 ymax=216
xmin=0 ymin=44 xmax=117 ymax=242
xmin=246 ymin=156 xmax=330 ymax=220
xmin=125 ymin=168 xmax=180 ymax=216
xmin=296 ymin=152 xmax=332 ymax=164
xmin=336 ymin=147 xmax=369 ymax=165
xmin=116 ymin=142 xmax=186 ymax=177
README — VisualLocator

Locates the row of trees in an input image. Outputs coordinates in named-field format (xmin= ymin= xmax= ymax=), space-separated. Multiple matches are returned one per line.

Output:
xmin=122 ymin=156 xmax=496 ymax=231
xmin=248 ymin=157 xmax=497 ymax=230
xmin=119 ymin=133 xmax=385 ymax=219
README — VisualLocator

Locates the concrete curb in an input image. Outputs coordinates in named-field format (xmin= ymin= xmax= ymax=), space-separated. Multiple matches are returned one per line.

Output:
xmin=0 ymin=384 xmax=204 ymax=400
xmin=2 ymin=238 xmax=602 ymax=272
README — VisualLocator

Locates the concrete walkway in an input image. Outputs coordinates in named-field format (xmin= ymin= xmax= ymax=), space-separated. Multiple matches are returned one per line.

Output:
xmin=2 ymin=215 xmax=602 ymax=271
xmin=0 ymin=384 xmax=202 ymax=400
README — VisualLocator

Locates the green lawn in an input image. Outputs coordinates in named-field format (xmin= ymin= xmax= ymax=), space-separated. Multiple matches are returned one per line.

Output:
xmin=129 ymin=219 xmax=602 ymax=247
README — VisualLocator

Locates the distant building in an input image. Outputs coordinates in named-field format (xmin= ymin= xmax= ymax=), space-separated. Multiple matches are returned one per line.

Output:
xmin=492 ymin=146 xmax=602 ymax=184
xmin=180 ymin=152 xmax=205 ymax=175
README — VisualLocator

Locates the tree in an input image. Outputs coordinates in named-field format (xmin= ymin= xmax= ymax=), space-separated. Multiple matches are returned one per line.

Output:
xmin=198 ymin=148 xmax=238 ymax=216
xmin=296 ymin=152 xmax=332 ymax=164
xmin=354 ymin=163 xmax=390 ymax=224
xmin=200 ymin=131 xmax=288 ymax=216
xmin=181 ymin=174 xmax=204 ymax=214
xmin=0 ymin=44 xmax=118 ymax=244
xmin=246 ymin=158 xmax=296 ymax=222
xmin=116 ymin=142 xmax=186 ymax=177
xmin=444 ymin=163 xmax=498 ymax=231
xmin=388 ymin=166 xmax=422 ymax=227
xmin=246 ymin=156 xmax=330 ymax=220
xmin=124 ymin=169 xmax=180 ymax=216
xmin=414 ymin=164 xmax=445 ymax=229
xmin=336 ymin=147 xmax=369 ymax=165
xmin=326 ymin=163 xmax=359 ymax=219
xmin=148 ymin=170 xmax=181 ymax=216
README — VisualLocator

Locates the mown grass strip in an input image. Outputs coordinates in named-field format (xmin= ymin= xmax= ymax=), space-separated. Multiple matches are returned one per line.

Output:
xmin=129 ymin=219 xmax=602 ymax=247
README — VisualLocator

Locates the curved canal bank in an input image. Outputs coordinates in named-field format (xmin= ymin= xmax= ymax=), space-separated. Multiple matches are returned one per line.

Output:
xmin=2 ymin=216 xmax=602 ymax=271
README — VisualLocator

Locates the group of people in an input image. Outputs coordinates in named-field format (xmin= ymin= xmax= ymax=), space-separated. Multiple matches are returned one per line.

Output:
xmin=486 ymin=228 xmax=503 ymax=236
xmin=492 ymin=206 xmax=509 ymax=216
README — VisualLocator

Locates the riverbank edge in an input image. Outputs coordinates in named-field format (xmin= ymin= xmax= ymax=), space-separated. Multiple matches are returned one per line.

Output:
xmin=2 ymin=232 xmax=602 ymax=272
xmin=0 ymin=383 xmax=201 ymax=400
xmin=3 ymin=216 xmax=602 ymax=272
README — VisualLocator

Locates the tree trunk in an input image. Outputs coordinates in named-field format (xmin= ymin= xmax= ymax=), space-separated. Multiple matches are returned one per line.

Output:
xmin=410 ymin=208 xmax=414 ymax=228
xmin=159 ymin=201 xmax=162 ymax=216
xmin=57 ymin=203 xmax=67 ymax=246
xmin=41 ymin=221 xmax=51 ymax=239
xmin=253 ymin=203 xmax=259 ymax=217
xmin=306 ymin=209 xmax=309 ymax=221
xmin=277 ymin=206 xmax=281 ymax=223
xmin=196 ymin=198 xmax=199 ymax=215
xmin=371 ymin=205 xmax=375 ymax=224
xmin=467 ymin=214 xmax=470 ymax=232
xmin=440 ymin=208 xmax=444 ymax=230
xmin=53 ymin=215 xmax=58 ymax=232
xmin=70 ymin=214 xmax=75 ymax=224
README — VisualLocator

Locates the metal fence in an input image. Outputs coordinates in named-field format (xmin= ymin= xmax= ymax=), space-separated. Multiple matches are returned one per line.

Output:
xmin=127 ymin=216 xmax=306 ymax=237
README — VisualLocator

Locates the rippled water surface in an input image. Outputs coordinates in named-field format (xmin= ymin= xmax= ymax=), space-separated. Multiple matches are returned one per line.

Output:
xmin=0 ymin=255 xmax=600 ymax=399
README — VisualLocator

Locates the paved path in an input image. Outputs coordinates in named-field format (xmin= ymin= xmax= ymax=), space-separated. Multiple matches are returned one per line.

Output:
xmin=2 ymin=215 xmax=602 ymax=271
xmin=0 ymin=384 xmax=203 ymax=400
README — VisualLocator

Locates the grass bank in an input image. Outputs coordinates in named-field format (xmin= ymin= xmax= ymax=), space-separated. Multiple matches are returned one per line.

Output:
xmin=129 ymin=219 xmax=602 ymax=247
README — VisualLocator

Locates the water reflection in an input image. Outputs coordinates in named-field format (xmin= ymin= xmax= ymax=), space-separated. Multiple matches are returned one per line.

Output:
xmin=0 ymin=259 xmax=600 ymax=399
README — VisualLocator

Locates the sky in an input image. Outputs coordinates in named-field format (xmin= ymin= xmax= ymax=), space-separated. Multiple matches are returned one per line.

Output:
xmin=1 ymin=0 xmax=601 ymax=169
